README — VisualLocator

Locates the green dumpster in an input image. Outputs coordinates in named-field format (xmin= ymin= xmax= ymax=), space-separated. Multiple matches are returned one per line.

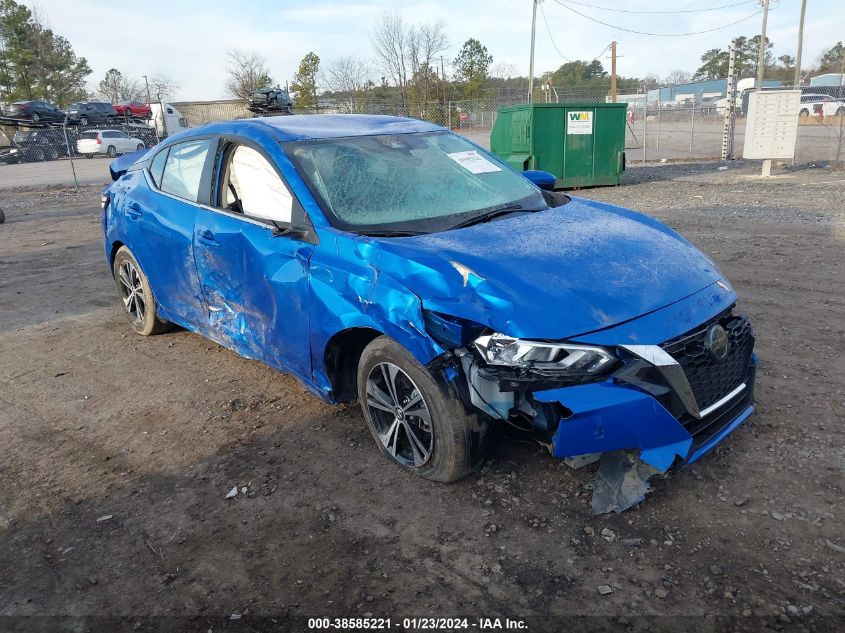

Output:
xmin=490 ymin=102 xmax=626 ymax=188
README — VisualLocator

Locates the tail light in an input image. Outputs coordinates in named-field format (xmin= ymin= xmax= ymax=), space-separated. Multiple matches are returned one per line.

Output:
xmin=96 ymin=136 xmax=102 ymax=145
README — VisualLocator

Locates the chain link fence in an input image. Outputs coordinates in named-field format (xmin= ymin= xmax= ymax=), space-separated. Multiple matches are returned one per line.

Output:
xmin=624 ymin=97 xmax=845 ymax=164
xmin=1 ymin=90 xmax=843 ymax=189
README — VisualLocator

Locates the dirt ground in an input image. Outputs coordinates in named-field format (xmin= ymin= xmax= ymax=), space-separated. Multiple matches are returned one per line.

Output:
xmin=0 ymin=161 xmax=843 ymax=632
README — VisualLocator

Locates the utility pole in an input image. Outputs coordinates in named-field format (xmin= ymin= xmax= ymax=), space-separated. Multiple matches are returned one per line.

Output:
xmin=528 ymin=0 xmax=539 ymax=102
xmin=722 ymin=39 xmax=738 ymax=160
xmin=142 ymin=75 xmax=152 ymax=105
xmin=794 ymin=0 xmax=807 ymax=86
xmin=610 ymin=40 xmax=618 ymax=103
xmin=755 ymin=0 xmax=770 ymax=88
xmin=440 ymin=55 xmax=447 ymax=109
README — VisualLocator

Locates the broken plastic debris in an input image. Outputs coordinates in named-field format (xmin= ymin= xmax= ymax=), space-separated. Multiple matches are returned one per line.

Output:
xmin=225 ymin=486 xmax=238 ymax=499
xmin=563 ymin=452 xmax=601 ymax=469
xmin=96 ymin=514 xmax=113 ymax=523
xmin=590 ymin=451 xmax=662 ymax=515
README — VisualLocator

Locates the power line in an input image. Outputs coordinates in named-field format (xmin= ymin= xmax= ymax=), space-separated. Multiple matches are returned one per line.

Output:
xmin=539 ymin=2 xmax=571 ymax=62
xmin=592 ymin=43 xmax=611 ymax=63
xmin=550 ymin=0 xmax=761 ymax=37
xmin=559 ymin=0 xmax=756 ymax=14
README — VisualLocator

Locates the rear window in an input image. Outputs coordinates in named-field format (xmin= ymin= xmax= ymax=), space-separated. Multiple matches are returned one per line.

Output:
xmin=79 ymin=132 xmax=98 ymax=140
xmin=159 ymin=139 xmax=213 ymax=203
xmin=149 ymin=149 xmax=169 ymax=187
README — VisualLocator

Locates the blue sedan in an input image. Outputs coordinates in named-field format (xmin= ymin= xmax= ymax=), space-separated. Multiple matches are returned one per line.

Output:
xmin=102 ymin=115 xmax=756 ymax=503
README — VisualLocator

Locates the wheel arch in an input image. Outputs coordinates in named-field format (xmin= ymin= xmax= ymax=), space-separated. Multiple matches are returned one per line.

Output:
xmin=323 ymin=326 xmax=384 ymax=402
xmin=108 ymin=240 xmax=127 ymax=277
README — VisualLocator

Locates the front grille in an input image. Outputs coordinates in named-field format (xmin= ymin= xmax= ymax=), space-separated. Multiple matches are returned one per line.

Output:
xmin=680 ymin=366 xmax=755 ymax=451
xmin=661 ymin=309 xmax=755 ymax=411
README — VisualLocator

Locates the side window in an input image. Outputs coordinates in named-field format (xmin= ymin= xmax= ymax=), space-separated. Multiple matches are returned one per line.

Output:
xmin=160 ymin=139 xmax=213 ymax=203
xmin=224 ymin=145 xmax=292 ymax=223
xmin=149 ymin=148 xmax=169 ymax=187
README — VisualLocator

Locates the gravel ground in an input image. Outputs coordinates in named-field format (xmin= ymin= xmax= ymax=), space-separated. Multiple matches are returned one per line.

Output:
xmin=0 ymin=161 xmax=843 ymax=632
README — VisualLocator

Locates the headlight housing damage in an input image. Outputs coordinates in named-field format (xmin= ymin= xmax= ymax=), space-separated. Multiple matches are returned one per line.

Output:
xmin=474 ymin=333 xmax=616 ymax=376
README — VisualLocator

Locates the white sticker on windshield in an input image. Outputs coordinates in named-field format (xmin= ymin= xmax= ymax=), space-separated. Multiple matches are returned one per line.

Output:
xmin=447 ymin=150 xmax=501 ymax=174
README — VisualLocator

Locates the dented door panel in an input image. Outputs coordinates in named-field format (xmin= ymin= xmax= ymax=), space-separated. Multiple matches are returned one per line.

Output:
xmin=193 ymin=208 xmax=313 ymax=378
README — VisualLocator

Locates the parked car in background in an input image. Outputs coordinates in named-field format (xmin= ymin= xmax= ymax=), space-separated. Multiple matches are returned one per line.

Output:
xmin=66 ymin=101 xmax=118 ymax=125
xmin=11 ymin=129 xmax=70 ymax=162
xmin=798 ymin=93 xmax=845 ymax=117
xmin=2 ymin=100 xmax=66 ymax=123
xmin=101 ymin=115 xmax=756 ymax=511
xmin=77 ymin=129 xmax=145 ymax=158
xmin=114 ymin=101 xmax=152 ymax=118
xmin=250 ymin=87 xmax=293 ymax=113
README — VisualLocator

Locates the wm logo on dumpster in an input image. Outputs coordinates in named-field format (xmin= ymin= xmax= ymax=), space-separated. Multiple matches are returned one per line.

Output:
xmin=566 ymin=111 xmax=593 ymax=135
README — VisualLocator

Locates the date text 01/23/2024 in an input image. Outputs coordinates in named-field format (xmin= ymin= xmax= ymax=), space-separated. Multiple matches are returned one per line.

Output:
xmin=307 ymin=617 xmax=528 ymax=630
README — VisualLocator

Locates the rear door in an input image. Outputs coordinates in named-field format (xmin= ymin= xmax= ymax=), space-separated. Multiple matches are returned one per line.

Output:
xmin=123 ymin=138 xmax=215 ymax=326
xmin=192 ymin=139 xmax=315 ymax=375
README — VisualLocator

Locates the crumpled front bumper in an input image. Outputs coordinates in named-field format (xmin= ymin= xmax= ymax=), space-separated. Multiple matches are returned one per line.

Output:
xmin=534 ymin=355 xmax=757 ymax=472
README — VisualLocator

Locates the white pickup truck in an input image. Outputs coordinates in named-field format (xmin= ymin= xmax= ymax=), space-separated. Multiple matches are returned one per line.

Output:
xmin=798 ymin=93 xmax=845 ymax=117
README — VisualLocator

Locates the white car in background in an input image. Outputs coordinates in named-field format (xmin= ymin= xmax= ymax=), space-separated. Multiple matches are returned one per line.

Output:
xmin=798 ymin=93 xmax=845 ymax=117
xmin=76 ymin=130 xmax=146 ymax=158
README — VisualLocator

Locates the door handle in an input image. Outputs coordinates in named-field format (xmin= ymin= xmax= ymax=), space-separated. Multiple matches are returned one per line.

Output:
xmin=198 ymin=229 xmax=220 ymax=247
xmin=126 ymin=202 xmax=143 ymax=219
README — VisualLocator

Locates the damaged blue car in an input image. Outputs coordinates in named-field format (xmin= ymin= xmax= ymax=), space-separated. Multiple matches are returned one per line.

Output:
xmin=102 ymin=115 xmax=756 ymax=508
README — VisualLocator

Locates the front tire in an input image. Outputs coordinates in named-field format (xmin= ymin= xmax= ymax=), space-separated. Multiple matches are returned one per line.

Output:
xmin=112 ymin=246 xmax=171 ymax=336
xmin=357 ymin=336 xmax=488 ymax=482
xmin=136 ymin=143 xmax=145 ymax=151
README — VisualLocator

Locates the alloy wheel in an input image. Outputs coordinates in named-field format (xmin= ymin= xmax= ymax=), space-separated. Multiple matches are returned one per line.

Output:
xmin=118 ymin=260 xmax=146 ymax=324
xmin=365 ymin=362 xmax=434 ymax=468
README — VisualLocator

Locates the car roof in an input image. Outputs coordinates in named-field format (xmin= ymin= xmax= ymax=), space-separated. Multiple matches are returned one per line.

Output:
xmin=172 ymin=114 xmax=445 ymax=143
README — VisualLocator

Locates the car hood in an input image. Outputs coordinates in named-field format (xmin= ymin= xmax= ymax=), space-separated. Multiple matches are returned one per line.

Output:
xmin=367 ymin=196 xmax=724 ymax=340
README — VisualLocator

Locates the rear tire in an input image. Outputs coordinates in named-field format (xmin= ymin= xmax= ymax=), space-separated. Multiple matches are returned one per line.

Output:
xmin=799 ymin=108 xmax=809 ymax=117
xmin=80 ymin=116 xmax=88 ymax=125
xmin=47 ymin=146 xmax=59 ymax=160
xmin=112 ymin=246 xmax=171 ymax=336
xmin=837 ymin=107 xmax=845 ymax=116
xmin=136 ymin=143 xmax=145 ymax=151
xmin=357 ymin=336 xmax=488 ymax=482
xmin=31 ymin=113 xmax=40 ymax=123
xmin=107 ymin=145 xmax=117 ymax=158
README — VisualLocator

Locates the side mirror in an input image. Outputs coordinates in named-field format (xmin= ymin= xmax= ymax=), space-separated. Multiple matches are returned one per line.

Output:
xmin=522 ymin=170 xmax=556 ymax=191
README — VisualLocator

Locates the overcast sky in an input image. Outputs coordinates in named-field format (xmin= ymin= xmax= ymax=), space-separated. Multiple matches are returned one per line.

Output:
xmin=34 ymin=0 xmax=845 ymax=101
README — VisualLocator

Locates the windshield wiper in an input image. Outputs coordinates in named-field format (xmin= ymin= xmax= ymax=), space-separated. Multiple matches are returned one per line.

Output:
xmin=448 ymin=203 xmax=537 ymax=231
xmin=359 ymin=229 xmax=425 ymax=237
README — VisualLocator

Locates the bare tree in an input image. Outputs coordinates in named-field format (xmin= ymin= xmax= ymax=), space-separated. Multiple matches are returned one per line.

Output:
xmin=491 ymin=62 xmax=517 ymax=80
xmin=97 ymin=68 xmax=143 ymax=102
xmin=407 ymin=19 xmax=448 ymax=105
xmin=664 ymin=69 xmax=692 ymax=86
xmin=371 ymin=11 xmax=448 ymax=108
xmin=371 ymin=10 xmax=408 ymax=103
xmin=146 ymin=73 xmax=179 ymax=101
xmin=224 ymin=50 xmax=271 ymax=99
xmin=322 ymin=57 xmax=371 ymax=112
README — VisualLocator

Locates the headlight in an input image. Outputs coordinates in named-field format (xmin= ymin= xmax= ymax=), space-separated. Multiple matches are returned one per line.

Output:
xmin=474 ymin=333 xmax=615 ymax=374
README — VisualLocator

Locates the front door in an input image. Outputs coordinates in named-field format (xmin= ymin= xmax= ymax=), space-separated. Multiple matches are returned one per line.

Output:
xmin=193 ymin=141 xmax=314 ymax=377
